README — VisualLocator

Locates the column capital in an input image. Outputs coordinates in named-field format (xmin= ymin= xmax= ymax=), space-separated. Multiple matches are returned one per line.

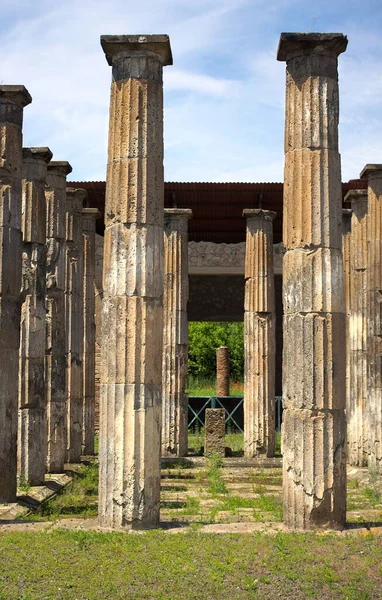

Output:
xmin=0 ymin=85 xmax=32 ymax=107
xmin=23 ymin=147 xmax=53 ymax=164
xmin=243 ymin=208 xmax=277 ymax=222
xmin=360 ymin=164 xmax=382 ymax=180
xmin=82 ymin=208 xmax=101 ymax=231
xmin=164 ymin=208 xmax=193 ymax=219
xmin=66 ymin=187 xmax=87 ymax=206
xmin=277 ymin=32 xmax=348 ymax=61
xmin=344 ymin=189 xmax=367 ymax=204
xmin=48 ymin=161 xmax=72 ymax=177
xmin=101 ymin=34 xmax=173 ymax=67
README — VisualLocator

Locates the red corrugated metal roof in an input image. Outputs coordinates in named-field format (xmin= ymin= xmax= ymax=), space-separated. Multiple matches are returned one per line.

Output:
xmin=69 ymin=179 xmax=368 ymax=243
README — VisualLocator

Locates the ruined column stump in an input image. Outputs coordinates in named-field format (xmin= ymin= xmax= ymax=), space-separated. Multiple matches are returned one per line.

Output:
xmin=18 ymin=147 xmax=52 ymax=486
xmin=205 ymin=408 xmax=225 ymax=458
xmin=216 ymin=346 xmax=230 ymax=397
xmin=345 ymin=191 xmax=368 ymax=466
xmin=0 ymin=86 xmax=32 ymax=502
xmin=162 ymin=208 xmax=192 ymax=457
xmin=65 ymin=188 xmax=86 ymax=463
xmin=82 ymin=208 xmax=101 ymax=455
xmin=45 ymin=161 xmax=72 ymax=473
xmin=278 ymin=33 xmax=348 ymax=529
xmin=99 ymin=35 xmax=172 ymax=529
xmin=360 ymin=165 xmax=382 ymax=473
xmin=243 ymin=209 xmax=276 ymax=458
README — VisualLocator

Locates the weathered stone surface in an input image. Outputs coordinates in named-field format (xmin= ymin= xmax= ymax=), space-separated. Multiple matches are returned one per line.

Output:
xmin=216 ymin=346 xmax=230 ymax=397
xmin=360 ymin=165 xmax=382 ymax=473
xmin=65 ymin=188 xmax=86 ymax=463
xmin=98 ymin=34 xmax=172 ymax=529
xmin=162 ymin=208 xmax=192 ymax=457
xmin=0 ymin=86 xmax=31 ymax=502
xmin=278 ymin=33 xmax=347 ymax=529
xmin=243 ymin=209 xmax=276 ymax=458
xmin=342 ymin=208 xmax=352 ymax=468
xmin=82 ymin=208 xmax=100 ymax=455
xmin=45 ymin=161 xmax=72 ymax=474
xmin=205 ymin=408 xmax=225 ymax=457
xmin=344 ymin=191 xmax=368 ymax=466
xmin=18 ymin=147 xmax=52 ymax=486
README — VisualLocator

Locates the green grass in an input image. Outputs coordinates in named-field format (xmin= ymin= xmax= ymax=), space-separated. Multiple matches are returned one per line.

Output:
xmin=0 ymin=530 xmax=381 ymax=599
xmin=186 ymin=376 xmax=244 ymax=397
xmin=206 ymin=453 xmax=228 ymax=495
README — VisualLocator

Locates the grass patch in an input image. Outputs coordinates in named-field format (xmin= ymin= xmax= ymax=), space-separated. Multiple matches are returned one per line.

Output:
xmin=187 ymin=376 xmax=244 ymax=397
xmin=206 ymin=454 xmax=228 ymax=495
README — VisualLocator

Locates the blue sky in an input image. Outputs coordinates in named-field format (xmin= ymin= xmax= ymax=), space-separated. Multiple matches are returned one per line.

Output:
xmin=1 ymin=0 xmax=382 ymax=183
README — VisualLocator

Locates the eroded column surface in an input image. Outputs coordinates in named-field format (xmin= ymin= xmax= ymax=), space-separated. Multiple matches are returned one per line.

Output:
xmin=277 ymin=33 xmax=348 ymax=529
xmin=18 ymin=147 xmax=52 ymax=486
xmin=243 ymin=209 xmax=276 ymax=458
xmin=99 ymin=34 xmax=172 ymax=529
xmin=342 ymin=208 xmax=352 ymax=454
xmin=82 ymin=208 xmax=101 ymax=455
xmin=65 ymin=188 xmax=86 ymax=463
xmin=344 ymin=190 xmax=368 ymax=466
xmin=205 ymin=409 xmax=225 ymax=457
xmin=45 ymin=161 xmax=72 ymax=473
xmin=216 ymin=346 xmax=230 ymax=397
xmin=162 ymin=208 xmax=192 ymax=457
xmin=0 ymin=86 xmax=32 ymax=502
xmin=360 ymin=165 xmax=382 ymax=473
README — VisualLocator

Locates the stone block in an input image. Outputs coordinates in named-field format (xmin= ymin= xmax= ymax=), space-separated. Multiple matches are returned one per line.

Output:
xmin=204 ymin=409 xmax=225 ymax=458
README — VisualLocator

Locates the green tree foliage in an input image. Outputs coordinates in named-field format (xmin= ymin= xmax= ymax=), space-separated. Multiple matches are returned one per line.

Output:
xmin=188 ymin=322 xmax=244 ymax=380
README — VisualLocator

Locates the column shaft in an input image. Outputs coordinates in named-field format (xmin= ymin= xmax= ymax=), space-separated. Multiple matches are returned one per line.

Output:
xmin=342 ymin=208 xmax=352 ymax=464
xmin=45 ymin=161 xmax=72 ymax=473
xmin=82 ymin=208 xmax=100 ymax=455
xmin=243 ymin=209 xmax=276 ymax=458
xmin=99 ymin=34 xmax=172 ymax=529
xmin=65 ymin=188 xmax=86 ymax=463
xmin=278 ymin=33 xmax=348 ymax=529
xmin=162 ymin=208 xmax=192 ymax=457
xmin=18 ymin=147 xmax=52 ymax=485
xmin=0 ymin=86 xmax=32 ymax=501
xmin=216 ymin=346 xmax=230 ymax=397
xmin=360 ymin=165 xmax=382 ymax=473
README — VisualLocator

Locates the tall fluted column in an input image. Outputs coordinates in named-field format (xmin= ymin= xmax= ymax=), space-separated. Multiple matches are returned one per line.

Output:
xmin=99 ymin=35 xmax=172 ymax=529
xmin=0 ymin=86 xmax=32 ymax=502
xmin=65 ymin=188 xmax=86 ymax=463
xmin=360 ymin=165 xmax=382 ymax=473
xmin=162 ymin=208 xmax=192 ymax=457
xmin=344 ymin=190 xmax=368 ymax=466
xmin=277 ymin=33 xmax=347 ymax=529
xmin=18 ymin=147 xmax=52 ymax=485
xmin=45 ymin=161 xmax=72 ymax=473
xmin=342 ymin=208 xmax=352 ymax=452
xmin=82 ymin=208 xmax=101 ymax=455
xmin=243 ymin=209 xmax=276 ymax=458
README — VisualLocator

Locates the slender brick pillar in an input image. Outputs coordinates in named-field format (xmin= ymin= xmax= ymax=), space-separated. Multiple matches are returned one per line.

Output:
xmin=360 ymin=165 xmax=382 ymax=473
xmin=216 ymin=346 xmax=230 ymax=397
xmin=0 ymin=86 xmax=32 ymax=502
xmin=243 ymin=209 xmax=276 ymax=458
xmin=278 ymin=33 xmax=347 ymax=529
xmin=82 ymin=208 xmax=101 ymax=455
xmin=162 ymin=208 xmax=192 ymax=457
xmin=99 ymin=34 xmax=172 ymax=529
xmin=45 ymin=161 xmax=72 ymax=473
xmin=342 ymin=207 xmax=352 ymax=453
xmin=344 ymin=190 xmax=368 ymax=466
xmin=18 ymin=147 xmax=52 ymax=485
xmin=65 ymin=188 xmax=86 ymax=463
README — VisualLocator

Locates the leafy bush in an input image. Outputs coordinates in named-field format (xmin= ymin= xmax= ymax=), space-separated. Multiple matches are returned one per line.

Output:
xmin=188 ymin=321 xmax=244 ymax=380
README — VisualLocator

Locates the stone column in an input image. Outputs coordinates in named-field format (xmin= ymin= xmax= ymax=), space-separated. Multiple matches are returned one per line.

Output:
xmin=243 ymin=209 xmax=276 ymax=458
xmin=216 ymin=346 xmax=230 ymax=397
xmin=65 ymin=188 xmax=86 ymax=463
xmin=342 ymin=208 xmax=352 ymax=454
xmin=18 ymin=147 xmax=52 ymax=486
xmin=162 ymin=208 xmax=192 ymax=457
xmin=344 ymin=190 xmax=368 ymax=466
xmin=45 ymin=161 xmax=72 ymax=473
xmin=99 ymin=34 xmax=172 ymax=529
xmin=205 ymin=409 xmax=225 ymax=457
xmin=0 ymin=86 xmax=32 ymax=502
xmin=82 ymin=208 xmax=101 ymax=455
xmin=277 ymin=33 xmax=348 ymax=529
xmin=360 ymin=165 xmax=382 ymax=473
